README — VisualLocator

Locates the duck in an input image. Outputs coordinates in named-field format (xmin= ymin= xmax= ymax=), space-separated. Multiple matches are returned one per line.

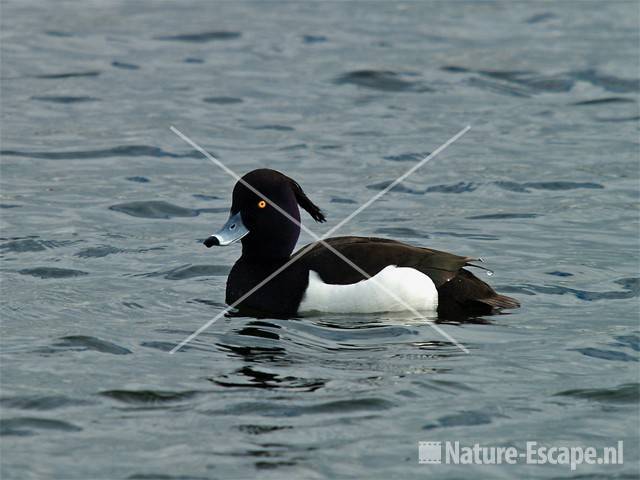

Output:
xmin=203 ymin=168 xmax=520 ymax=319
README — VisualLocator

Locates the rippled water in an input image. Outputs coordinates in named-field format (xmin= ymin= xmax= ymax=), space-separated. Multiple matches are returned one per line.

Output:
xmin=1 ymin=1 xmax=639 ymax=479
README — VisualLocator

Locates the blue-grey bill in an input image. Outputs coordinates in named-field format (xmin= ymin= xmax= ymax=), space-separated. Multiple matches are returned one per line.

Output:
xmin=204 ymin=211 xmax=249 ymax=247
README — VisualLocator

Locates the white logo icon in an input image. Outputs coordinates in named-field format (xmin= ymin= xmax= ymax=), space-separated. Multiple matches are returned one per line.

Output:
xmin=419 ymin=441 xmax=442 ymax=464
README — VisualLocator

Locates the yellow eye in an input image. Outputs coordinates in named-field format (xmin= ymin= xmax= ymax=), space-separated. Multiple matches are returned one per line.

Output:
xmin=257 ymin=200 xmax=267 ymax=209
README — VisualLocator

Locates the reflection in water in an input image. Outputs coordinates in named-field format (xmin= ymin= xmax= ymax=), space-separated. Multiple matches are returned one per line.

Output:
xmin=210 ymin=366 xmax=325 ymax=392
xmin=216 ymin=320 xmax=288 ymax=364
xmin=213 ymin=317 xmax=464 ymax=388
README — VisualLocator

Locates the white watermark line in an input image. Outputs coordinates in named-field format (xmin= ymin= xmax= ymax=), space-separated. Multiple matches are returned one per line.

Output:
xmin=171 ymin=127 xmax=243 ymax=183
xmin=169 ymin=126 xmax=471 ymax=354
xmin=168 ymin=241 xmax=318 ymax=354
xmin=171 ymin=125 xmax=469 ymax=247
xmin=290 ymin=238 xmax=471 ymax=353
xmin=170 ymin=126 xmax=469 ymax=353
xmin=323 ymin=125 xmax=470 ymax=238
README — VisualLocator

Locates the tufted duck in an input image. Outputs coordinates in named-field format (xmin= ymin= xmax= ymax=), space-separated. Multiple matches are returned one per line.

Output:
xmin=204 ymin=168 xmax=520 ymax=319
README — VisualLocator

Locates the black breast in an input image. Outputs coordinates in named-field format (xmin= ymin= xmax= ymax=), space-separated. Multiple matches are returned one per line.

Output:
xmin=226 ymin=256 xmax=308 ymax=317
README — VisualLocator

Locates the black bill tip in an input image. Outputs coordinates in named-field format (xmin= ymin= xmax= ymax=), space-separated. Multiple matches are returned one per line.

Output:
xmin=203 ymin=236 xmax=220 ymax=248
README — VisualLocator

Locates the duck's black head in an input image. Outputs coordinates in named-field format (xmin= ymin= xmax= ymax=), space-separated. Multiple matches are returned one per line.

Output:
xmin=204 ymin=169 xmax=325 ymax=259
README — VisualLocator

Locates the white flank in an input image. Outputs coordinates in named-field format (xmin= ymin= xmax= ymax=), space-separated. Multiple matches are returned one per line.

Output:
xmin=298 ymin=265 xmax=438 ymax=314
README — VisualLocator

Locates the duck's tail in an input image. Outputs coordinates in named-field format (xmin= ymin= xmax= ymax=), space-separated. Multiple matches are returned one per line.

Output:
xmin=436 ymin=268 xmax=520 ymax=320
xmin=476 ymin=293 xmax=521 ymax=311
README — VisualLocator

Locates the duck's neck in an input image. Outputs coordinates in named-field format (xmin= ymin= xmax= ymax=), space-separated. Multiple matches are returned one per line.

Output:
xmin=239 ymin=227 xmax=299 ymax=262
xmin=239 ymin=247 xmax=293 ymax=272
xmin=226 ymin=251 xmax=302 ymax=316
xmin=226 ymin=251 xmax=294 ymax=309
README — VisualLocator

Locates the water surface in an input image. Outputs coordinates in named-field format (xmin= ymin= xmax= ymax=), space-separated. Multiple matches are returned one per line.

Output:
xmin=1 ymin=1 xmax=639 ymax=479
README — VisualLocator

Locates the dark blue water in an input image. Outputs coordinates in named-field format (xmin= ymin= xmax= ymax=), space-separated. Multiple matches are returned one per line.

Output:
xmin=1 ymin=1 xmax=639 ymax=479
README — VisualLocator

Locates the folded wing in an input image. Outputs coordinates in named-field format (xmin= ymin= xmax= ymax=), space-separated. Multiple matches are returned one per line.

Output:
xmin=294 ymin=236 xmax=520 ymax=319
